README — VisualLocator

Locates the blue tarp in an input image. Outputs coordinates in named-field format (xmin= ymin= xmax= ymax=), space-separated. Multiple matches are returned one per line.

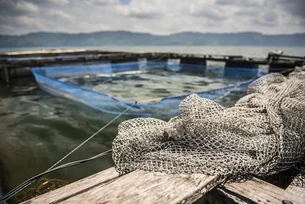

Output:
xmin=32 ymin=62 xmax=266 ymax=117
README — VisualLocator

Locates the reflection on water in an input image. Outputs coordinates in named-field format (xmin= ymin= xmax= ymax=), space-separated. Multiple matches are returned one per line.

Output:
xmin=0 ymin=74 xmax=247 ymax=203
xmin=0 ymin=73 xmax=248 ymax=202
xmin=0 ymin=77 xmax=130 ymax=203
xmin=60 ymin=68 xmax=249 ymax=102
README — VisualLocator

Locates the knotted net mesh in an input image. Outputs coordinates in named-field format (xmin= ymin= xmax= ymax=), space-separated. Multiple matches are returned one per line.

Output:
xmin=112 ymin=66 xmax=305 ymax=186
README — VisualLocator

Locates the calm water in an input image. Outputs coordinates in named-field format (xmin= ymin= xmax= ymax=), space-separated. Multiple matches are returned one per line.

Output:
xmin=0 ymin=78 xmax=124 ymax=199
xmin=60 ymin=68 xmax=249 ymax=102
xmin=2 ymin=45 xmax=305 ymax=58
xmin=0 ymin=46 xmax=305 ymax=201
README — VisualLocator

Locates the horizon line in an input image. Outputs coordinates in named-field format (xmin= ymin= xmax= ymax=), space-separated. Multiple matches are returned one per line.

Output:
xmin=1 ymin=30 xmax=305 ymax=36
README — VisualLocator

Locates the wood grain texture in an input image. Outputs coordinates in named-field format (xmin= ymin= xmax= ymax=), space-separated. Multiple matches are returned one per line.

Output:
xmin=22 ymin=168 xmax=119 ymax=204
xmin=222 ymin=177 xmax=304 ymax=204
xmin=23 ymin=167 xmax=305 ymax=204
xmin=60 ymin=170 xmax=219 ymax=204
xmin=23 ymin=168 xmax=219 ymax=204
xmin=286 ymin=185 xmax=305 ymax=200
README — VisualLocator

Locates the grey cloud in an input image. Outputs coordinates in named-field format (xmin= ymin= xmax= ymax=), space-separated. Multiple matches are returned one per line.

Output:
xmin=189 ymin=6 xmax=226 ymax=21
xmin=251 ymin=18 xmax=278 ymax=27
xmin=47 ymin=0 xmax=69 ymax=5
xmin=215 ymin=0 xmax=261 ymax=7
xmin=83 ymin=0 xmax=119 ymax=6
xmin=25 ymin=0 xmax=69 ymax=6
xmin=46 ymin=10 xmax=74 ymax=21
xmin=0 ymin=0 xmax=39 ymax=16
xmin=192 ymin=11 xmax=225 ymax=21
xmin=249 ymin=10 xmax=279 ymax=27
xmin=119 ymin=4 xmax=162 ymax=20
xmin=263 ymin=12 xmax=278 ymax=24
xmin=0 ymin=15 xmax=43 ymax=31
xmin=0 ymin=0 xmax=304 ymax=35
xmin=234 ymin=9 xmax=257 ymax=17
xmin=127 ymin=12 xmax=160 ymax=19
xmin=277 ymin=0 xmax=305 ymax=18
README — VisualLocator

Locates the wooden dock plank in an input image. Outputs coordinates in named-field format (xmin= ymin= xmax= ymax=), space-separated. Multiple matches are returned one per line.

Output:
xmin=60 ymin=171 xmax=219 ymax=204
xmin=286 ymin=185 xmax=305 ymax=200
xmin=24 ymin=168 xmax=219 ymax=204
xmin=22 ymin=168 xmax=119 ymax=204
xmin=221 ymin=177 xmax=304 ymax=204
xmin=286 ymin=173 xmax=305 ymax=201
xmin=23 ymin=167 xmax=305 ymax=204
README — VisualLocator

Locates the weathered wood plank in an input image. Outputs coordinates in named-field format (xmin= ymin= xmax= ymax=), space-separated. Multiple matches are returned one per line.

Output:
xmin=24 ymin=168 xmax=219 ymax=204
xmin=285 ymin=172 xmax=305 ymax=200
xmin=60 ymin=170 xmax=219 ymax=204
xmin=22 ymin=168 xmax=119 ymax=204
xmin=286 ymin=185 xmax=305 ymax=200
xmin=222 ymin=177 xmax=304 ymax=204
xmin=23 ymin=167 xmax=305 ymax=204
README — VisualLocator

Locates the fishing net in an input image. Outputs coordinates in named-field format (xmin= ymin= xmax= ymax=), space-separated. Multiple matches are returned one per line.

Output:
xmin=112 ymin=66 xmax=305 ymax=185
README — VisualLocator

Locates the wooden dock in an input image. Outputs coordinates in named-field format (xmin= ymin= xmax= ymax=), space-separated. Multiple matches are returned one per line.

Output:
xmin=1 ymin=49 xmax=302 ymax=203
xmin=22 ymin=167 xmax=305 ymax=204
xmin=1 ymin=49 xmax=304 ymax=83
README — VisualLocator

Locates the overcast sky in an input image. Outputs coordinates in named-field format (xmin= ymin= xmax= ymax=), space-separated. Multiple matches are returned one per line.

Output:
xmin=0 ymin=0 xmax=304 ymax=35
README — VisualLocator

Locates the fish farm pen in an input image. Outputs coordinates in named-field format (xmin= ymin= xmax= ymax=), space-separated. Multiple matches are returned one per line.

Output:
xmin=0 ymin=49 xmax=305 ymax=204
xmin=0 ymin=49 xmax=304 ymax=83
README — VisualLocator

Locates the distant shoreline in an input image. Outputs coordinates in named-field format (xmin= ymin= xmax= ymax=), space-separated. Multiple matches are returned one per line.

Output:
xmin=1 ymin=31 xmax=305 ymax=48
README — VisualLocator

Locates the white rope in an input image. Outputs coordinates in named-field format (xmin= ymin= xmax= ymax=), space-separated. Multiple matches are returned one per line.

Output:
xmin=0 ymin=103 xmax=136 ymax=203
xmin=48 ymin=102 xmax=136 ymax=170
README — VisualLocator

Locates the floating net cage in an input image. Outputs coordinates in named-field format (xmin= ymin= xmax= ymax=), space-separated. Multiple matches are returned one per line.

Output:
xmin=32 ymin=61 xmax=266 ymax=117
